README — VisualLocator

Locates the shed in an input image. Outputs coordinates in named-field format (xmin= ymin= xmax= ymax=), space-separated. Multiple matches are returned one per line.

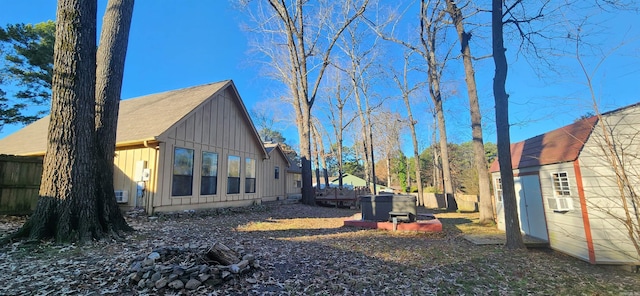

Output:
xmin=329 ymin=173 xmax=391 ymax=192
xmin=0 ymin=80 xmax=291 ymax=214
xmin=490 ymin=103 xmax=640 ymax=265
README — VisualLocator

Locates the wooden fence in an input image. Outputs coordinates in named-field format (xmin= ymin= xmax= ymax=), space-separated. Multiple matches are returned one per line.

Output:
xmin=0 ymin=155 xmax=43 ymax=215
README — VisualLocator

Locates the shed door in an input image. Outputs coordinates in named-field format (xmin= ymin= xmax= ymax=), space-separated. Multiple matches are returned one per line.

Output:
xmin=514 ymin=175 xmax=548 ymax=241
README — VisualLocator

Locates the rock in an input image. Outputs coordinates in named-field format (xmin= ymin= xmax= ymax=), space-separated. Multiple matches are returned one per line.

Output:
xmin=185 ymin=279 xmax=202 ymax=290
xmin=137 ymin=279 xmax=146 ymax=289
xmin=204 ymin=277 xmax=223 ymax=287
xmin=142 ymin=270 xmax=152 ymax=279
xmin=221 ymin=271 xmax=232 ymax=280
xmin=142 ymin=258 xmax=155 ymax=267
xmin=198 ymin=273 xmax=210 ymax=282
xmin=185 ymin=266 xmax=199 ymax=274
xmin=168 ymin=279 xmax=184 ymax=289
xmin=150 ymin=272 xmax=161 ymax=282
xmin=146 ymin=279 xmax=155 ymax=288
xmin=173 ymin=266 xmax=185 ymax=276
xmin=128 ymin=272 xmax=141 ymax=284
xmin=246 ymin=278 xmax=257 ymax=284
xmin=168 ymin=273 xmax=179 ymax=282
xmin=230 ymin=264 xmax=241 ymax=274
xmin=148 ymin=252 xmax=161 ymax=260
xmin=155 ymin=277 xmax=168 ymax=289
xmin=129 ymin=261 xmax=142 ymax=272
xmin=242 ymin=254 xmax=255 ymax=263
xmin=199 ymin=265 xmax=210 ymax=274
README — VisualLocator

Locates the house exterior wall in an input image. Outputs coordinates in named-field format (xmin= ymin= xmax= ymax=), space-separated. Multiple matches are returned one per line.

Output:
xmin=578 ymin=107 xmax=640 ymax=264
xmin=113 ymin=146 xmax=159 ymax=212
xmin=287 ymin=172 xmax=302 ymax=197
xmin=153 ymin=88 xmax=265 ymax=212
xmin=261 ymin=151 xmax=288 ymax=202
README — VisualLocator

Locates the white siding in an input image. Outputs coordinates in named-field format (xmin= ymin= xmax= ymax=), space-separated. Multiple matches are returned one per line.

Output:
xmin=578 ymin=106 xmax=640 ymax=264
xmin=538 ymin=162 xmax=591 ymax=262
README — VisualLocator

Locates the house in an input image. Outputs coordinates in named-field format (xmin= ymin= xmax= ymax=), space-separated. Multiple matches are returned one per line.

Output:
xmin=329 ymin=173 xmax=392 ymax=193
xmin=261 ymin=143 xmax=292 ymax=202
xmin=490 ymin=103 xmax=640 ymax=265
xmin=0 ymin=80 xmax=298 ymax=214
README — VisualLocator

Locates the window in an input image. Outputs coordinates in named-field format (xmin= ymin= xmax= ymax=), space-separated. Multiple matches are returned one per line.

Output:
xmin=227 ymin=155 xmax=240 ymax=194
xmin=495 ymin=178 xmax=503 ymax=203
xmin=245 ymin=158 xmax=256 ymax=193
xmin=552 ymin=172 xmax=571 ymax=196
xmin=201 ymin=152 xmax=218 ymax=195
xmin=548 ymin=172 xmax=572 ymax=211
xmin=172 ymin=147 xmax=194 ymax=196
xmin=275 ymin=166 xmax=280 ymax=179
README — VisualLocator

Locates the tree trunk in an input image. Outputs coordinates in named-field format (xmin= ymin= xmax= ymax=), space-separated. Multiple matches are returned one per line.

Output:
xmin=15 ymin=0 xmax=99 ymax=243
xmin=492 ymin=0 xmax=525 ymax=249
xmin=446 ymin=0 xmax=493 ymax=223
xmin=94 ymin=0 xmax=135 ymax=233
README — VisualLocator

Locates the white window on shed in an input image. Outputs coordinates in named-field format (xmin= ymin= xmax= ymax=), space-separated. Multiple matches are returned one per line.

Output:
xmin=548 ymin=172 xmax=573 ymax=212
xmin=494 ymin=178 xmax=503 ymax=203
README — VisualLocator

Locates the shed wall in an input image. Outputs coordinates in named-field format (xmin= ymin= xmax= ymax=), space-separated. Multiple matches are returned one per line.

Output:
xmin=578 ymin=107 xmax=640 ymax=264
xmin=538 ymin=162 xmax=590 ymax=261
xmin=286 ymin=172 xmax=302 ymax=197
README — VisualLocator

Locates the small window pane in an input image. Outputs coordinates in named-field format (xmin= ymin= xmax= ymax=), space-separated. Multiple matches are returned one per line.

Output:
xmin=275 ymin=166 xmax=280 ymax=179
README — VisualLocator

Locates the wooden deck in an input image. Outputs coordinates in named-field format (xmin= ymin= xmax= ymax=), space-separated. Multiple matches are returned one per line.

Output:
xmin=314 ymin=187 xmax=368 ymax=208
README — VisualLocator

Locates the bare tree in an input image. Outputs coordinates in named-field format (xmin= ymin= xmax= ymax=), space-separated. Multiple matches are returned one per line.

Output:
xmin=245 ymin=0 xmax=370 ymax=205
xmin=492 ymin=0 xmax=525 ymax=249
xmin=390 ymin=50 xmax=426 ymax=205
xmin=445 ymin=0 xmax=493 ymax=223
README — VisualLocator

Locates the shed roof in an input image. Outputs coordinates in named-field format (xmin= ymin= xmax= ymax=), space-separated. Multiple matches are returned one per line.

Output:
xmin=489 ymin=116 xmax=598 ymax=172
xmin=0 ymin=80 xmax=267 ymax=158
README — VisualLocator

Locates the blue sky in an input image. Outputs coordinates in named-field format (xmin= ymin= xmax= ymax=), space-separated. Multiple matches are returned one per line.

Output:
xmin=1 ymin=1 xmax=639 ymax=155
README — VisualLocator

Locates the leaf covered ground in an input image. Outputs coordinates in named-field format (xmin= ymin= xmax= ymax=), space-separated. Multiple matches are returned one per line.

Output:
xmin=0 ymin=203 xmax=638 ymax=295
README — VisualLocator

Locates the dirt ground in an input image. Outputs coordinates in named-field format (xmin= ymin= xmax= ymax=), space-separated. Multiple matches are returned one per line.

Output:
xmin=0 ymin=203 xmax=638 ymax=295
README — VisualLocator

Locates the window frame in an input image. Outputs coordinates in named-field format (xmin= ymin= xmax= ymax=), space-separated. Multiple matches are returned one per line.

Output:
xmin=494 ymin=178 xmax=503 ymax=203
xmin=548 ymin=171 xmax=573 ymax=212
xmin=200 ymin=151 xmax=218 ymax=195
xmin=172 ymin=147 xmax=194 ymax=196
xmin=245 ymin=158 xmax=256 ymax=193
xmin=227 ymin=155 xmax=241 ymax=194
xmin=275 ymin=166 xmax=280 ymax=180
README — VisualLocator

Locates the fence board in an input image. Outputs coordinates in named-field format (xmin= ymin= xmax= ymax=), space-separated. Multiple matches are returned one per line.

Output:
xmin=0 ymin=155 xmax=43 ymax=215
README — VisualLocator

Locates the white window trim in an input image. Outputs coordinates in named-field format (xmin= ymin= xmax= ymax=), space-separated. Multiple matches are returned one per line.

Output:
xmin=548 ymin=171 xmax=573 ymax=212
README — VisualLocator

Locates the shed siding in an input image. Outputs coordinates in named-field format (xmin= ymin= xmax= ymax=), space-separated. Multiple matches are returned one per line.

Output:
xmin=113 ymin=146 xmax=158 ymax=211
xmin=578 ymin=107 xmax=640 ymax=264
xmin=537 ymin=162 xmax=591 ymax=262
xmin=154 ymin=90 xmax=264 ymax=212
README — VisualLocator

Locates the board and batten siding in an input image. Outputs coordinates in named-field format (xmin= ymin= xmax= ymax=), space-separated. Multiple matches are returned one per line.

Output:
xmin=577 ymin=106 xmax=640 ymax=264
xmin=113 ymin=146 xmax=159 ymax=213
xmin=286 ymin=172 xmax=302 ymax=197
xmin=537 ymin=162 xmax=591 ymax=262
xmin=261 ymin=151 xmax=288 ymax=202
xmin=154 ymin=88 xmax=264 ymax=212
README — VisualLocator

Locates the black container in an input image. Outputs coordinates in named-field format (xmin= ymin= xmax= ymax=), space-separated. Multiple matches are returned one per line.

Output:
xmin=360 ymin=194 xmax=416 ymax=222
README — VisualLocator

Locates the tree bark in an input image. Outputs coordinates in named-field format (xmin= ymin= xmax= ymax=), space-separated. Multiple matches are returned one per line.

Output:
xmin=492 ymin=0 xmax=525 ymax=249
xmin=446 ymin=0 xmax=493 ymax=223
xmin=95 ymin=0 xmax=135 ymax=233
xmin=16 ymin=0 xmax=99 ymax=243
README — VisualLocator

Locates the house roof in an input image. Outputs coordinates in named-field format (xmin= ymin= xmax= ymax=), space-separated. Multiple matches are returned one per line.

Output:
xmin=0 ymin=80 xmax=268 ymax=158
xmin=264 ymin=142 xmax=292 ymax=168
xmin=489 ymin=116 xmax=598 ymax=172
